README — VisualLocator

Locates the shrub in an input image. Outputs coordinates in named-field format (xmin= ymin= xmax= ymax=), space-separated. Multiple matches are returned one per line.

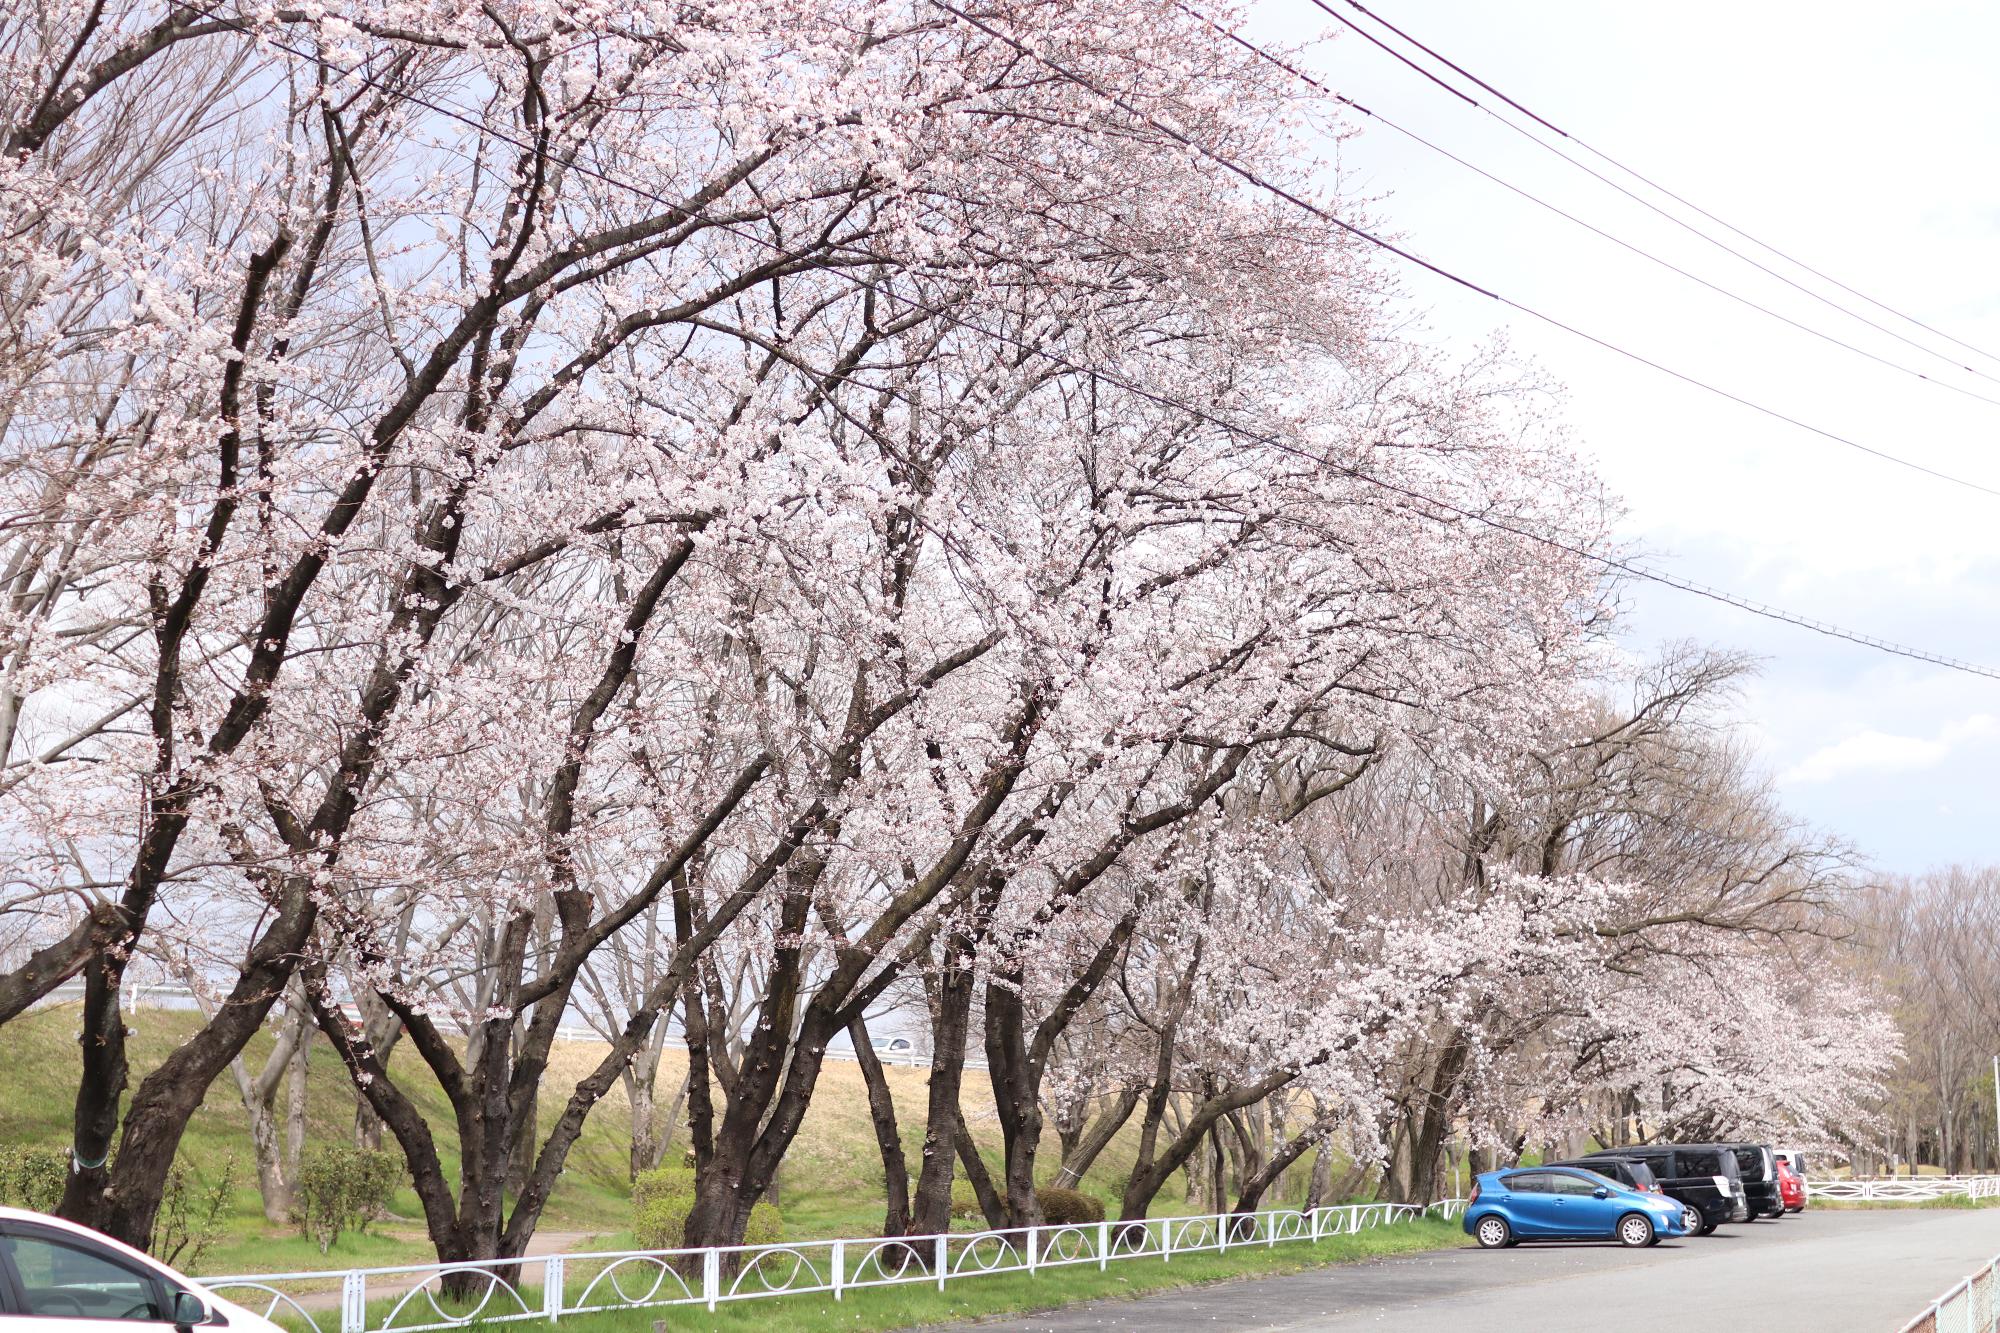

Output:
xmin=153 ymin=1157 xmax=236 ymax=1270
xmin=0 ymin=1148 xmax=67 ymax=1212
xmin=950 ymin=1178 xmax=982 ymax=1221
xmin=633 ymin=1167 xmax=695 ymax=1249
xmin=744 ymin=1201 xmax=783 ymax=1246
xmin=633 ymin=1168 xmax=782 ymax=1249
xmin=296 ymin=1146 xmax=403 ymax=1253
xmin=1036 ymin=1186 xmax=1104 ymax=1225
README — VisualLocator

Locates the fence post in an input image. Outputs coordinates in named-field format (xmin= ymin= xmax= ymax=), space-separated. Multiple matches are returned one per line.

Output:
xmin=543 ymin=1256 xmax=564 ymax=1323
xmin=1162 ymin=1219 xmax=1172 ymax=1265
xmin=1267 ymin=1212 xmax=1277 ymax=1247
xmin=1218 ymin=1211 xmax=1229 ymax=1255
xmin=340 ymin=1271 xmax=364 ymax=1333
xmin=1026 ymin=1227 xmax=1039 ymax=1277
xmin=703 ymin=1248 xmax=719 ymax=1313
xmin=935 ymin=1234 xmax=948 ymax=1292
xmin=1098 ymin=1221 xmax=1109 ymax=1271
xmin=832 ymin=1239 xmax=845 ymax=1302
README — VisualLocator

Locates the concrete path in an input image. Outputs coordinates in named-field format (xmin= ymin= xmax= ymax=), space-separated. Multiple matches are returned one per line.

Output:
xmin=948 ymin=1208 xmax=2000 ymax=1332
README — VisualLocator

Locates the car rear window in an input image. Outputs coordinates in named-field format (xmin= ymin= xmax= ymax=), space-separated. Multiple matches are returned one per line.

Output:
xmin=1628 ymin=1162 xmax=1658 ymax=1188
xmin=1731 ymin=1147 xmax=1770 ymax=1179
xmin=1677 ymin=1149 xmax=1722 ymax=1176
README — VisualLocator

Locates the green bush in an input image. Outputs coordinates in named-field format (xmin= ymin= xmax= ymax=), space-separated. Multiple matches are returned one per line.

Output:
xmin=633 ymin=1168 xmax=695 ymax=1249
xmin=743 ymin=1201 xmax=783 ymax=1246
xmin=1036 ymin=1186 xmax=1104 ymax=1225
xmin=153 ymin=1157 xmax=236 ymax=1270
xmin=295 ymin=1146 xmax=402 ymax=1253
xmin=0 ymin=1148 xmax=67 ymax=1212
xmin=632 ymin=1168 xmax=781 ymax=1248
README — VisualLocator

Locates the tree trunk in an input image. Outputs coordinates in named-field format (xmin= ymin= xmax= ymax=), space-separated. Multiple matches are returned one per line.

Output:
xmin=1304 ymin=1138 xmax=1335 ymax=1209
xmin=239 ymin=1084 xmax=290 ymax=1224
xmin=56 ymin=952 xmax=128 ymax=1224
xmin=285 ymin=1021 xmax=312 ymax=1187
xmin=1233 ymin=1118 xmax=1329 ymax=1215
xmin=63 ymin=893 xmax=317 ymax=1248
xmin=1055 ymin=1087 xmax=1141 ymax=1187
xmin=848 ymin=1014 xmax=912 ymax=1237
xmin=953 ymin=1112 xmax=1006 ymax=1229
xmin=983 ymin=979 xmax=1042 ymax=1228
xmin=911 ymin=927 xmax=981 ymax=1238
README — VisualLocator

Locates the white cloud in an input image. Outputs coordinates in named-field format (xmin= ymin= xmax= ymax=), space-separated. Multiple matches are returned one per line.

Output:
xmin=1781 ymin=715 xmax=1998 ymax=786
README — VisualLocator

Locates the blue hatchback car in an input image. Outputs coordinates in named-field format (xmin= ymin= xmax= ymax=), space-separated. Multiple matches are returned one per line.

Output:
xmin=1463 ymin=1167 xmax=1686 ymax=1249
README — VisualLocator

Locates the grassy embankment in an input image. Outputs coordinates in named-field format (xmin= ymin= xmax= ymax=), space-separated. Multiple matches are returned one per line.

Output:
xmin=0 ymin=1004 xmax=1356 ymax=1278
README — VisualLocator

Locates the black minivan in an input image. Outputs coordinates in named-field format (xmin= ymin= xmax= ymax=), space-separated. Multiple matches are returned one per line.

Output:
xmin=1582 ymin=1146 xmax=1746 ymax=1235
xmin=1547 ymin=1157 xmax=1660 ymax=1195
xmin=1725 ymin=1144 xmax=1784 ymax=1219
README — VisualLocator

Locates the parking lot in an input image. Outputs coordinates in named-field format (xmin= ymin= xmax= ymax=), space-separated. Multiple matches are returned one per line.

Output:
xmin=954 ymin=1208 xmax=2000 ymax=1331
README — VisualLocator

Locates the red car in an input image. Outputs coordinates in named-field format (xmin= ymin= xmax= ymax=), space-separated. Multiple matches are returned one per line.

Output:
xmin=1775 ymin=1157 xmax=1806 ymax=1212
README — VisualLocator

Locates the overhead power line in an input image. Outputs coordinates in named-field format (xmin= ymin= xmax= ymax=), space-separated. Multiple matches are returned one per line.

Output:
xmin=926 ymin=0 xmax=2000 ymax=503
xmin=176 ymin=5 xmax=2000 ymax=684
xmin=1312 ymin=0 xmax=2000 ymax=379
xmin=1175 ymin=2 xmax=2000 ymax=412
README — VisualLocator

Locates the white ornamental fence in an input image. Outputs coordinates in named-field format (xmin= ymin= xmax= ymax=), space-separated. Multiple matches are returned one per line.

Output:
xmin=197 ymin=1201 xmax=1465 ymax=1333
xmin=1809 ymin=1176 xmax=2000 ymax=1204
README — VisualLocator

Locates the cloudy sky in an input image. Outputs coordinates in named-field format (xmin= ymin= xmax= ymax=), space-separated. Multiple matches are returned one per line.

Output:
xmin=1243 ymin=0 xmax=2000 ymax=874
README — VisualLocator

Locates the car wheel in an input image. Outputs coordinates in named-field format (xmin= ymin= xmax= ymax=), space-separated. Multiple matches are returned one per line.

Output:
xmin=1618 ymin=1213 xmax=1655 ymax=1248
xmin=1681 ymin=1203 xmax=1702 ymax=1234
xmin=1699 ymin=1217 xmax=1720 ymax=1236
xmin=1475 ymin=1215 xmax=1512 ymax=1249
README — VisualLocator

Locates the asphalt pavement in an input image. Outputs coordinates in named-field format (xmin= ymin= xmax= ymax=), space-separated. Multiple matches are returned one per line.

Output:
xmin=947 ymin=1207 xmax=1999 ymax=1332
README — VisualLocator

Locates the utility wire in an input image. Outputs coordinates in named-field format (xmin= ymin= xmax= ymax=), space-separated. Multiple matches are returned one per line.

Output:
xmin=174 ymin=7 xmax=2000 ymax=684
xmin=1312 ymin=0 xmax=2000 ymax=379
xmin=924 ymin=0 xmax=2000 ymax=503
xmin=1176 ymin=2 xmax=2000 ymax=413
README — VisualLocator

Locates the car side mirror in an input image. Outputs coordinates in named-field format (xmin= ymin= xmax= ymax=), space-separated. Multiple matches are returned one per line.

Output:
xmin=1592 ymin=1187 xmax=1610 ymax=1199
xmin=172 ymin=1290 xmax=207 ymax=1331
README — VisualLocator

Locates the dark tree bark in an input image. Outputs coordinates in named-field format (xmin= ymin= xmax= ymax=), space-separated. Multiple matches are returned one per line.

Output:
xmin=679 ymin=697 xmax=1044 ymax=1254
xmin=848 ymin=1014 xmax=912 ymax=1237
xmin=1054 ymin=1086 xmax=1141 ymax=1187
xmin=1233 ymin=1114 xmax=1333 ymax=1214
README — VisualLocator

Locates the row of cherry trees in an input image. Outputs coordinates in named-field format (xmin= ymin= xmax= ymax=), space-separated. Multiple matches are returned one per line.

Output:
xmin=1859 ymin=867 xmax=2000 ymax=1176
xmin=0 ymin=0 xmax=1893 ymax=1276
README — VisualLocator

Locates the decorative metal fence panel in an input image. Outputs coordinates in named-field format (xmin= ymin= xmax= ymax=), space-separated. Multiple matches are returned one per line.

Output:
xmin=197 ymin=1201 xmax=1464 ymax=1333
xmin=1810 ymin=1176 xmax=2000 ymax=1203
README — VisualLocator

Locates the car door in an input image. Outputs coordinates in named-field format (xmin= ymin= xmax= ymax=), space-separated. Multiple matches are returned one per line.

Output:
xmin=1500 ymin=1173 xmax=1562 ymax=1235
xmin=0 ymin=1223 xmax=179 ymax=1333
xmin=1547 ymin=1172 xmax=1618 ymax=1236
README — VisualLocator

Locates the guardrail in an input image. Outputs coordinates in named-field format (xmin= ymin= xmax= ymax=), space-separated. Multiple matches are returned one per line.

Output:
xmin=1900 ymin=1249 xmax=2000 ymax=1332
xmin=1809 ymin=1176 xmax=2000 ymax=1203
xmin=197 ymin=1200 xmax=1465 ymax=1333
